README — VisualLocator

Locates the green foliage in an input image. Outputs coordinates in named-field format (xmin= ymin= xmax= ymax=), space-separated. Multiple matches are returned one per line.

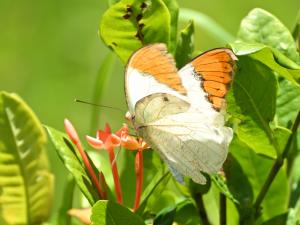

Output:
xmin=55 ymin=175 xmax=75 ymax=225
xmin=136 ymin=167 xmax=170 ymax=215
xmin=45 ymin=126 xmax=100 ymax=205
xmin=0 ymin=92 xmax=53 ymax=225
xmin=230 ymin=43 xmax=300 ymax=85
xmin=100 ymin=0 xmax=171 ymax=64
xmin=238 ymin=8 xmax=300 ymax=64
xmin=277 ymin=80 xmax=300 ymax=127
xmin=91 ymin=200 xmax=145 ymax=225
xmin=226 ymin=53 xmax=281 ymax=157
xmin=229 ymin=137 xmax=289 ymax=222
xmin=173 ymin=200 xmax=201 ymax=225
xmin=161 ymin=0 xmax=178 ymax=53
xmin=153 ymin=207 xmax=176 ymax=225
xmin=175 ymin=20 xmax=194 ymax=68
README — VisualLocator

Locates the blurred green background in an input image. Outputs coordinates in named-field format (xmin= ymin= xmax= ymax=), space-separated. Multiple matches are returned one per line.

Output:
xmin=0 ymin=0 xmax=299 ymax=220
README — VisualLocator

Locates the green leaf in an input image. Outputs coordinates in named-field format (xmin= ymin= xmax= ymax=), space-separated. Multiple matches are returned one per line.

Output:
xmin=227 ymin=54 xmax=280 ymax=158
xmin=136 ymin=167 xmax=170 ymax=215
xmin=187 ymin=174 xmax=211 ymax=195
xmin=287 ymin=195 xmax=300 ymax=225
xmin=230 ymin=42 xmax=300 ymax=85
xmin=108 ymin=0 xmax=120 ymax=6
xmin=292 ymin=10 xmax=300 ymax=41
xmin=261 ymin=213 xmax=288 ymax=225
xmin=90 ymin=52 xmax=116 ymax=134
xmin=230 ymin=137 xmax=288 ymax=222
xmin=100 ymin=0 xmax=171 ymax=64
xmin=179 ymin=8 xmax=235 ymax=44
xmin=238 ymin=8 xmax=300 ymax=64
xmin=45 ymin=126 xmax=100 ymax=205
xmin=175 ymin=20 xmax=194 ymax=68
xmin=276 ymin=80 xmax=300 ymax=127
xmin=153 ymin=207 xmax=176 ymax=225
xmin=223 ymin=151 xmax=254 ymax=220
xmin=56 ymin=175 xmax=75 ymax=225
xmin=173 ymin=200 xmax=201 ymax=225
xmin=91 ymin=200 xmax=145 ymax=225
xmin=161 ymin=0 xmax=178 ymax=54
xmin=0 ymin=92 xmax=54 ymax=225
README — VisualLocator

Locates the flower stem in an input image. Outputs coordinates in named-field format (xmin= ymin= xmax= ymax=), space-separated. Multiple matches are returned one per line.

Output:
xmin=107 ymin=146 xmax=123 ymax=204
xmin=64 ymin=119 xmax=106 ymax=199
xmin=134 ymin=150 xmax=144 ymax=211
xmin=253 ymin=111 xmax=300 ymax=218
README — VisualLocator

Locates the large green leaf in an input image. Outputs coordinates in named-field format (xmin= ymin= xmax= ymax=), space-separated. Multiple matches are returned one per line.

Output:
xmin=0 ymin=92 xmax=53 ymax=225
xmin=91 ymin=200 xmax=145 ymax=225
xmin=238 ymin=8 xmax=300 ymax=64
xmin=45 ymin=126 xmax=100 ymax=205
xmin=100 ymin=0 xmax=171 ymax=64
xmin=175 ymin=20 xmax=194 ymax=68
xmin=229 ymin=137 xmax=289 ymax=223
xmin=230 ymin=42 xmax=300 ymax=85
xmin=227 ymin=54 xmax=281 ymax=158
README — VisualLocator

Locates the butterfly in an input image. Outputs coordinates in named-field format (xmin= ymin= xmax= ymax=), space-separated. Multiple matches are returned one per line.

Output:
xmin=124 ymin=43 xmax=237 ymax=184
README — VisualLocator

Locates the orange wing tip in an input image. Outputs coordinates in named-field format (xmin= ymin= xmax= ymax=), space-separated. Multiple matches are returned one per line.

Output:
xmin=208 ymin=96 xmax=225 ymax=110
xmin=127 ymin=44 xmax=187 ymax=95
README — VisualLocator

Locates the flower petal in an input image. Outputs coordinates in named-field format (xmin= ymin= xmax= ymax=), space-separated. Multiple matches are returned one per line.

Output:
xmin=121 ymin=134 xmax=140 ymax=150
xmin=86 ymin=135 xmax=105 ymax=149
xmin=97 ymin=130 xmax=110 ymax=142
xmin=105 ymin=123 xmax=111 ymax=133
xmin=64 ymin=119 xmax=80 ymax=145
xmin=115 ymin=124 xmax=129 ymax=137
xmin=110 ymin=134 xmax=121 ymax=147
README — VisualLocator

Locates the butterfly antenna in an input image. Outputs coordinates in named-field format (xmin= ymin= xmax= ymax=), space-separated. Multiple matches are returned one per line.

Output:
xmin=74 ymin=99 xmax=125 ymax=113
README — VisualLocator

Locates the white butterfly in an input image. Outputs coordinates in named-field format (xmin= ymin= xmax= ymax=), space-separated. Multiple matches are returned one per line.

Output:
xmin=125 ymin=43 xmax=237 ymax=184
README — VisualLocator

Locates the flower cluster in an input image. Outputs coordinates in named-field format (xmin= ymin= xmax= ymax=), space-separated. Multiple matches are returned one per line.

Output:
xmin=64 ymin=119 xmax=148 ymax=211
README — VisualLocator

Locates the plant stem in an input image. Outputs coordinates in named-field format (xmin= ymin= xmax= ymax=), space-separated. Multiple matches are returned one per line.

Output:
xmin=220 ymin=193 xmax=227 ymax=225
xmin=134 ymin=150 xmax=144 ymax=211
xmin=253 ymin=111 xmax=300 ymax=218
xmin=107 ymin=146 xmax=123 ymax=204
xmin=193 ymin=193 xmax=211 ymax=225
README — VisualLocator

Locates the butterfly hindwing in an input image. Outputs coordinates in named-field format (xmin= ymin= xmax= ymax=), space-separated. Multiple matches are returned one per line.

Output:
xmin=134 ymin=93 xmax=232 ymax=184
